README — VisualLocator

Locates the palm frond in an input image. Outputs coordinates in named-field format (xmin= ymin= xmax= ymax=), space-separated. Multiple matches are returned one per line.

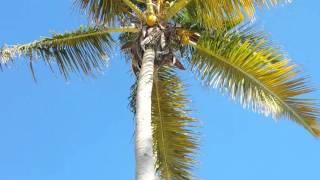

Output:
xmin=75 ymin=0 xmax=145 ymax=25
xmin=152 ymin=66 xmax=198 ymax=179
xmin=186 ymin=0 xmax=287 ymax=29
xmin=122 ymin=0 xmax=144 ymax=20
xmin=174 ymin=8 xmax=243 ymax=33
xmin=189 ymin=27 xmax=320 ymax=137
xmin=0 ymin=26 xmax=115 ymax=79
xmin=75 ymin=0 xmax=126 ymax=24
xmin=161 ymin=0 xmax=191 ymax=21
xmin=119 ymin=32 xmax=141 ymax=76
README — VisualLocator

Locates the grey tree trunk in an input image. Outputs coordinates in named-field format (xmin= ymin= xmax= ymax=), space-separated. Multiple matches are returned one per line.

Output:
xmin=135 ymin=48 xmax=156 ymax=180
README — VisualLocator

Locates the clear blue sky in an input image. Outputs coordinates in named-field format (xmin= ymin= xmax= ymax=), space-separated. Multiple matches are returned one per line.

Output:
xmin=0 ymin=1 xmax=319 ymax=180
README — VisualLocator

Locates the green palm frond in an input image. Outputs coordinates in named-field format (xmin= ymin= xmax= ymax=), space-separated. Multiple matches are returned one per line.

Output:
xmin=129 ymin=66 xmax=199 ymax=179
xmin=152 ymin=66 xmax=198 ymax=180
xmin=122 ymin=0 xmax=145 ymax=20
xmin=75 ymin=0 xmax=126 ymax=24
xmin=174 ymin=7 xmax=244 ymax=35
xmin=161 ymin=0 xmax=192 ymax=21
xmin=0 ymin=26 xmax=115 ymax=79
xmin=185 ymin=0 xmax=287 ymax=29
xmin=75 ymin=0 xmax=145 ymax=24
xmin=189 ymin=27 xmax=320 ymax=137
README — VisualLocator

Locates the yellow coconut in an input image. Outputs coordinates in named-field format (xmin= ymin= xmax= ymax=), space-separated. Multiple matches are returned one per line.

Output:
xmin=146 ymin=14 xmax=157 ymax=27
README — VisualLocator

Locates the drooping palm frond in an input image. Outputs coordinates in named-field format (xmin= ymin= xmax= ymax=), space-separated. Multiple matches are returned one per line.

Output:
xmin=152 ymin=66 xmax=198 ymax=179
xmin=189 ymin=27 xmax=320 ymax=137
xmin=129 ymin=66 xmax=199 ymax=179
xmin=0 ymin=26 xmax=117 ymax=79
xmin=119 ymin=32 xmax=141 ymax=76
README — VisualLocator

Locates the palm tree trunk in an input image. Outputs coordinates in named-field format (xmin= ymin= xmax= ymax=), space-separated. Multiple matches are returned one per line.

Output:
xmin=135 ymin=48 xmax=156 ymax=180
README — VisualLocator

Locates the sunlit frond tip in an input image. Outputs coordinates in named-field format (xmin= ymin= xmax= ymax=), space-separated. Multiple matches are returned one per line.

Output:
xmin=0 ymin=26 xmax=114 ymax=79
xmin=190 ymin=28 xmax=320 ymax=137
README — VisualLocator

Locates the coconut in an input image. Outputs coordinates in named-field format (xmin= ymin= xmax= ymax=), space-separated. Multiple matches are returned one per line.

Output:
xmin=146 ymin=14 xmax=157 ymax=27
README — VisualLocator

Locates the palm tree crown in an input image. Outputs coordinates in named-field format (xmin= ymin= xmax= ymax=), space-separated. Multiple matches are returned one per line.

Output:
xmin=0 ymin=0 xmax=319 ymax=179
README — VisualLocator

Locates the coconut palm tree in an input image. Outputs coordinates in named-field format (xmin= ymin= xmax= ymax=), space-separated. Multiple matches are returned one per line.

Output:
xmin=1 ymin=0 xmax=319 ymax=179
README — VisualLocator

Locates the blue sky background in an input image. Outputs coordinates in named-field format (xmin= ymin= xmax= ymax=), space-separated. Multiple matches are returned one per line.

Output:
xmin=0 ymin=1 xmax=319 ymax=179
